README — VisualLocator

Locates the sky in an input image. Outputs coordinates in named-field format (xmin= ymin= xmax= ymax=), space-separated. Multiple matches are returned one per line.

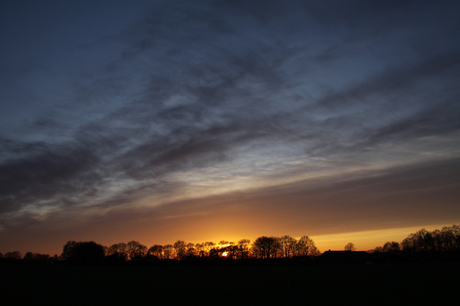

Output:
xmin=1 ymin=0 xmax=459 ymax=255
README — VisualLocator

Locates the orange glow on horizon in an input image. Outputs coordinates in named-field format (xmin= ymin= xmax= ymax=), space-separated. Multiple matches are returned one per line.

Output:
xmin=311 ymin=223 xmax=454 ymax=251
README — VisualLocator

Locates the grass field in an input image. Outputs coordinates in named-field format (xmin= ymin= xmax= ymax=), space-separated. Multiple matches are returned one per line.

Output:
xmin=1 ymin=262 xmax=458 ymax=305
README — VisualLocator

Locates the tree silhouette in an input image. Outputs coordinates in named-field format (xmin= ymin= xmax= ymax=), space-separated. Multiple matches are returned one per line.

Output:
xmin=344 ymin=242 xmax=356 ymax=251
xmin=382 ymin=241 xmax=400 ymax=252
xmin=237 ymin=239 xmax=251 ymax=259
xmin=8 ymin=224 xmax=460 ymax=266
xmin=278 ymin=235 xmax=297 ymax=258
xmin=402 ymin=229 xmax=432 ymax=252
xmin=61 ymin=241 xmax=104 ymax=264
xmin=23 ymin=252 xmax=50 ymax=261
xmin=173 ymin=240 xmax=187 ymax=260
xmin=365 ymin=225 xmax=460 ymax=254
xmin=369 ymin=246 xmax=383 ymax=254
xmin=227 ymin=244 xmax=238 ymax=259
xmin=23 ymin=252 xmax=36 ymax=260
xmin=203 ymin=242 xmax=215 ymax=257
xmin=186 ymin=243 xmax=196 ymax=257
xmin=252 ymin=236 xmax=280 ymax=259
xmin=439 ymin=225 xmax=460 ymax=251
xmin=148 ymin=245 xmax=164 ymax=259
xmin=195 ymin=243 xmax=205 ymax=257
xmin=4 ymin=251 xmax=22 ymax=260
xmin=297 ymin=236 xmax=319 ymax=256
xmin=127 ymin=241 xmax=147 ymax=259
xmin=106 ymin=243 xmax=129 ymax=260
xmin=401 ymin=226 xmax=460 ymax=253
xmin=163 ymin=244 xmax=174 ymax=259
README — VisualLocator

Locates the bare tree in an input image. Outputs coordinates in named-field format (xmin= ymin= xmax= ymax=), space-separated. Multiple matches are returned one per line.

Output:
xmin=402 ymin=226 xmax=460 ymax=253
xmin=127 ymin=241 xmax=147 ymax=259
xmin=344 ymin=242 xmax=356 ymax=251
xmin=237 ymin=239 xmax=251 ymax=259
xmin=382 ymin=241 xmax=400 ymax=252
xmin=147 ymin=245 xmax=164 ymax=259
xmin=439 ymin=225 xmax=460 ymax=251
xmin=296 ymin=236 xmax=319 ymax=256
xmin=195 ymin=243 xmax=205 ymax=257
xmin=173 ymin=240 xmax=187 ymax=260
xmin=163 ymin=244 xmax=174 ymax=259
xmin=252 ymin=236 xmax=280 ymax=259
xmin=186 ymin=243 xmax=196 ymax=257
xmin=279 ymin=235 xmax=297 ymax=258
xmin=402 ymin=229 xmax=433 ymax=252
xmin=107 ymin=243 xmax=128 ymax=259
xmin=227 ymin=244 xmax=238 ymax=259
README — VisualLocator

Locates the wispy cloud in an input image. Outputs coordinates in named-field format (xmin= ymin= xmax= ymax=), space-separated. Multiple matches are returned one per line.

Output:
xmin=1 ymin=0 xmax=459 ymax=249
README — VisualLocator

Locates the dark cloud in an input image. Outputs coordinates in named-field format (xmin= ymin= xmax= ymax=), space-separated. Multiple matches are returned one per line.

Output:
xmin=0 ymin=144 xmax=101 ymax=214
xmin=1 ymin=0 xmax=459 ymax=249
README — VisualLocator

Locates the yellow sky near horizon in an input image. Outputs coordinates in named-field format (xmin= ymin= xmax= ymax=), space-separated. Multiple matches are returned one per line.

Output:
xmin=310 ymin=223 xmax=457 ymax=252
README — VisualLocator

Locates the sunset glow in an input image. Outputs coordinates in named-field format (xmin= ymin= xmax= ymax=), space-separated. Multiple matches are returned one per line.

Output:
xmin=1 ymin=1 xmax=459 ymax=256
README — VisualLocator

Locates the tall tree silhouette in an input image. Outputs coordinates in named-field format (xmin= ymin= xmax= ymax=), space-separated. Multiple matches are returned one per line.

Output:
xmin=279 ymin=235 xmax=297 ymax=258
xmin=173 ymin=240 xmax=187 ymax=260
xmin=237 ymin=239 xmax=251 ymax=259
xmin=297 ymin=236 xmax=319 ymax=256
xmin=163 ymin=244 xmax=174 ymax=259
xmin=252 ymin=236 xmax=280 ymax=259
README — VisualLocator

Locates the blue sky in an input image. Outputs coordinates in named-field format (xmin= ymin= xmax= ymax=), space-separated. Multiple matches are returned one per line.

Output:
xmin=1 ymin=0 xmax=459 ymax=254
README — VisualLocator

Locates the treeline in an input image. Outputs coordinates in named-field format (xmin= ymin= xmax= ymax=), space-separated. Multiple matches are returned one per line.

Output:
xmin=2 ymin=225 xmax=459 ymax=265
xmin=368 ymin=225 xmax=460 ymax=254
xmin=0 ymin=235 xmax=319 ymax=265
xmin=61 ymin=235 xmax=320 ymax=264
xmin=0 ymin=251 xmax=56 ymax=261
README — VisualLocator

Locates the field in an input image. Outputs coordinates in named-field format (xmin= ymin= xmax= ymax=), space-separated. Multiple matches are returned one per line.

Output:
xmin=1 ymin=262 xmax=458 ymax=305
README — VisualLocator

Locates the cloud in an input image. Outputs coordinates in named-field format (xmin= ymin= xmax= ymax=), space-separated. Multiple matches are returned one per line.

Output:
xmin=1 ymin=0 xmax=459 ymax=235
xmin=2 ymin=156 xmax=459 ymax=255
xmin=0 ymin=143 xmax=101 ymax=215
xmin=149 ymin=157 xmax=460 ymax=234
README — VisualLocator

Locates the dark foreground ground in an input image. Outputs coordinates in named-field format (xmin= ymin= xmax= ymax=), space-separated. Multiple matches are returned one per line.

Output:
xmin=1 ymin=262 xmax=458 ymax=305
